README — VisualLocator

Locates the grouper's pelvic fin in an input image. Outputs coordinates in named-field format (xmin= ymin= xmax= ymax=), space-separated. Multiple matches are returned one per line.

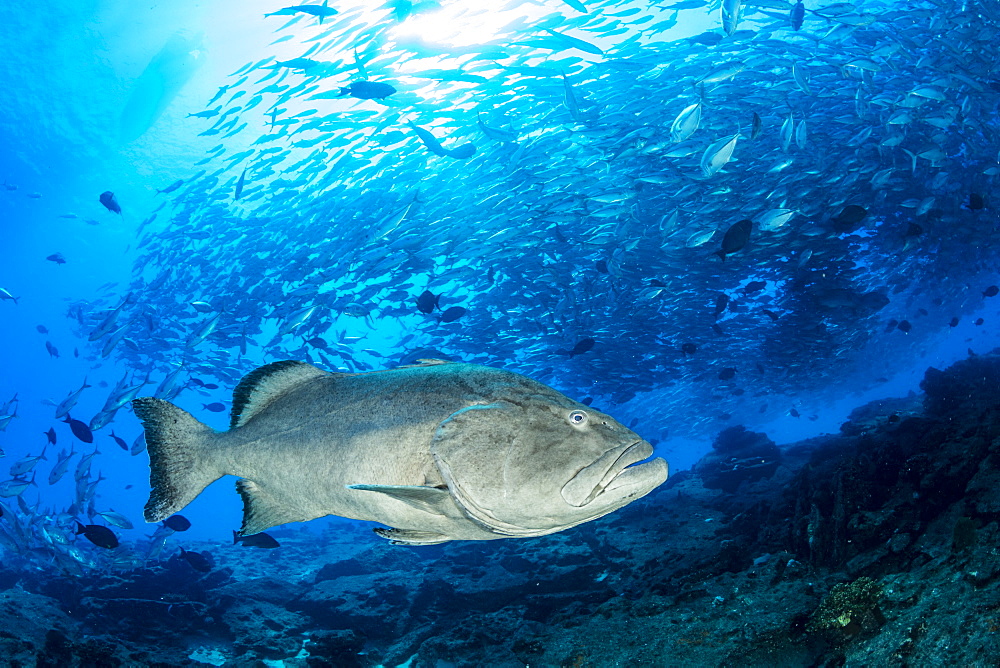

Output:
xmin=132 ymin=397 xmax=222 ymax=523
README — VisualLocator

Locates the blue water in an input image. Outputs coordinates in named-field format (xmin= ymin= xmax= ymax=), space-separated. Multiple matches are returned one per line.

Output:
xmin=1 ymin=0 xmax=999 ymax=661
xmin=2 ymin=0 xmax=998 ymax=536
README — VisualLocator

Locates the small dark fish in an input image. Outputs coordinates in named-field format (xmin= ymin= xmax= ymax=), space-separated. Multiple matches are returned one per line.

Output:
xmin=688 ymin=31 xmax=724 ymax=46
xmin=234 ymin=166 xmax=248 ymax=200
xmin=203 ymin=403 xmax=226 ymax=412
xmin=917 ymin=308 xmax=928 ymax=316
xmin=715 ymin=219 xmax=752 ymax=261
xmin=790 ymin=0 xmax=805 ymax=30
xmin=187 ymin=107 xmax=221 ymax=119
xmin=407 ymin=121 xmax=452 ymax=157
xmin=99 ymin=191 xmax=121 ymax=215
xmin=789 ymin=408 xmax=801 ymax=418
xmin=203 ymin=383 xmax=219 ymax=390
xmin=179 ymin=548 xmax=213 ymax=573
xmin=63 ymin=416 xmax=93 ymax=443
xmin=338 ymin=81 xmax=396 ymax=100
xmin=305 ymin=337 xmax=329 ymax=349
xmin=762 ymin=309 xmax=779 ymax=322
xmin=897 ymin=320 xmax=912 ymax=333
xmin=110 ymin=430 xmax=128 ymax=451
xmin=832 ymin=204 xmax=867 ymax=231
xmin=983 ymin=285 xmax=999 ymax=297
xmin=163 ymin=515 xmax=191 ymax=531
xmin=628 ymin=418 xmax=639 ymax=429
xmin=157 ymin=179 xmax=184 ymax=195
xmin=887 ymin=413 xmax=900 ymax=424
xmin=743 ymin=281 xmax=766 ymax=294
xmin=76 ymin=522 xmax=118 ymax=549
xmin=714 ymin=293 xmax=729 ymax=317
xmin=681 ymin=343 xmax=697 ymax=355
xmin=45 ymin=341 xmax=60 ymax=358
xmin=234 ymin=530 xmax=280 ymax=548
xmin=568 ymin=338 xmax=595 ymax=357
xmin=446 ymin=143 xmax=476 ymax=160
xmin=967 ymin=193 xmax=986 ymax=210
xmin=36 ymin=325 xmax=48 ymax=334
xmin=439 ymin=306 xmax=467 ymax=323
xmin=884 ymin=319 xmax=898 ymax=333
xmin=264 ymin=0 xmax=338 ymax=23
xmin=46 ymin=253 xmax=66 ymax=265
xmin=416 ymin=290 xmax=439 ymax=314
xmin=750 ymin=112 xmax=762 ymax=140
xmin=596 ymin=260 xmax=609 ymax=274
xmin=949 ymin=317 xmax=959 ymax=327
xmin=718 ymin=368 xmax=736 ymax=381
xmin=975 ymin=318 xmax=984 ymax=326
xmin=581 ymin=397 xmax=594 ymax=406
xmin=44 ymin=427 xmax=57 ymax=445
xmin=275 ymin=57 xmax=319 ymax=71
xmin=712 ymin=323 xmax=725 ymax=336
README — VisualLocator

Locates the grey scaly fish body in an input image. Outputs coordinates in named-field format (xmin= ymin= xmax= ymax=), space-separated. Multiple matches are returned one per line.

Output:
xmin=133 ymin=360 xmax=667 ymax=545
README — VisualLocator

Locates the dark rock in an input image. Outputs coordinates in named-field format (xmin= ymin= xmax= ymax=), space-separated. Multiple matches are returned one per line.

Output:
xmin=307 ymin=629 xmax=366 ymax=667
xmin=920 ymin=352 xmax=1000 ymax=416
xmin=695 ymin=425 xmax=782 ymax=492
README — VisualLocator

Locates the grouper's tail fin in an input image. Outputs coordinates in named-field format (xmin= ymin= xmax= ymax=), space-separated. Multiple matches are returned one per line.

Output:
xmin=132 ymin=397 xmax=223 ymax=523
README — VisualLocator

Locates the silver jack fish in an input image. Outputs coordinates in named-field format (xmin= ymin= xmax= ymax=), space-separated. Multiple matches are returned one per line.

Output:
xmin=132 ymin=360 xmax=668 ymax=545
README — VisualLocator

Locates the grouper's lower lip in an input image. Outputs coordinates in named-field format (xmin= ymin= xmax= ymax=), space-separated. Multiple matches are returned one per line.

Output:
xmin=601 ymin=456 xmax=669 ymax=499
xmin=590 ymin=441 xmax=668 ymax=500
xmin=593 ymin=440 xmax=652 ymax=495
xmin=562 ymin=440 xmax=665 ymax=507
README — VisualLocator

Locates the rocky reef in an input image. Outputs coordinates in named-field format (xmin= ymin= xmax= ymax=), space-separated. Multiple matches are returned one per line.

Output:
xmin=2 ymin=352 xmax=1000 ymax=666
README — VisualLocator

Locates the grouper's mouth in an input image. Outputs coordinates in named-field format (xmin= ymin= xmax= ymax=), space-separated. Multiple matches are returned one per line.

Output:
xmin=561 ymin=440 xmax=668 ymax=508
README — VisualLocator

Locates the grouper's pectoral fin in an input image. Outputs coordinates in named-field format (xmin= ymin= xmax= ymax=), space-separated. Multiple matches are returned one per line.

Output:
xmin=236 ymin=479 xmax=308 ymax=536
xmin=346 ymin=483 xmax=454 ymax=515
xmin=373 ymin=527 xmax=451 ymax=546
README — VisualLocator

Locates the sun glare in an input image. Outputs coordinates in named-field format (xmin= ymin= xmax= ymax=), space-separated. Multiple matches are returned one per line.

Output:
xmin=389 ymin=2 xmax=549 ymax=49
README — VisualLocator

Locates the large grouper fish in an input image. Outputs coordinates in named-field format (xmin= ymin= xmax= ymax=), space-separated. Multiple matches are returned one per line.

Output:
xmin=132 ymin=359 xmax=668 ymax=545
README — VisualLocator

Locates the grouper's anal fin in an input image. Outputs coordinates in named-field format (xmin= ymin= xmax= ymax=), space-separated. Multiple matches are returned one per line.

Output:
xmin=230 ymin=360 xmax=327 ymax=429
xmin=236 ymin=478 xmax=310 ymax=535
xmin=373 ymin=527 xmax=451 ymax=546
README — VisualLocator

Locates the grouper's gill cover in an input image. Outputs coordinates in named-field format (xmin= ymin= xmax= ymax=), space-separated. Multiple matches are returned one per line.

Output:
xmin=132 ymin=359 xmax=668 ymax=545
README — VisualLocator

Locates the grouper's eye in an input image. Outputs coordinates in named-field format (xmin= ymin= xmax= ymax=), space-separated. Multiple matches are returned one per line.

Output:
xmin=568 ymin=410 xmax=588 ymax=426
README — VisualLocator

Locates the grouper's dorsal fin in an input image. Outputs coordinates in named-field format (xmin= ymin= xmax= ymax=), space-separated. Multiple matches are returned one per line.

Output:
xmin=395 ymin=358 xmax=453 ymax=369
xmin=230 ymin=360 xmax=327 ymax=429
